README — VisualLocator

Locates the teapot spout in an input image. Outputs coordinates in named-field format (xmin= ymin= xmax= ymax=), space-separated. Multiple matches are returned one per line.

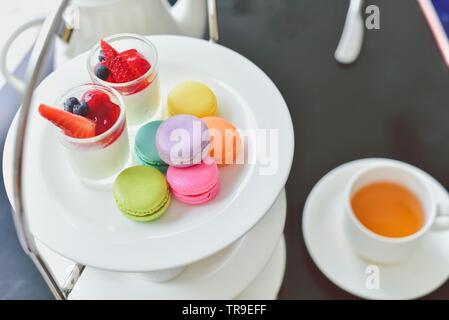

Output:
xmin=171 ymin=0 xmax=206 ymax=38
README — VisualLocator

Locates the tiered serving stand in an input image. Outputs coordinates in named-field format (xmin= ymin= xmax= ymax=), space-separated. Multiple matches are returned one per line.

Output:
xmin=2 ymin=0 xmax=294 ymax=299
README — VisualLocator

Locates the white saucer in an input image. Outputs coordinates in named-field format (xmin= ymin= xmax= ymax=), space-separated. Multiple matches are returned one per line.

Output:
xmin=302 ymin=158 xmax=449 ymax=300
xmin=2 ymin=35 xmax=294 ymax=272
xmin=35 ymin=190 xmax=286 ymax=299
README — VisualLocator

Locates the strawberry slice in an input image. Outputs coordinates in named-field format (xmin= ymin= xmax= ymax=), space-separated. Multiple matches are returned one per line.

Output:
xmin=100 ymin=40 xmax=119 ymax=64
xmin=109 ymin=54 xmax=139 ymax=83
xmin=39 ymin=104 xmax=96 ymax=139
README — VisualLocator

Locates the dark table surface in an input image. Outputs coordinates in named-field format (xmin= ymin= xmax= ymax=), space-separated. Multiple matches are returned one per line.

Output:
xmin=1 ymin=0 xmax=449 ymax=299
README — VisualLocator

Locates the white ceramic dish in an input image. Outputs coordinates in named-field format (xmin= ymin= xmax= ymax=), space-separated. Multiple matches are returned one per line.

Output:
xmin=3 ymin=35 xmax=294 ymax=272
xmin=236 ymin=237 xmax=286 ymax=300
xmin=35 ymin=190 xmax=286 ymax=299
xmin=302 ymin=158 xmax=449 ymax=300
xmin=36 ymin=238 xmax=286 ymax=300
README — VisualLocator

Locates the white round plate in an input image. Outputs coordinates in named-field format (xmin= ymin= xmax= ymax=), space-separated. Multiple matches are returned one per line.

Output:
xmin=36 ymin=190 xmax=286 ymax=300
xmin=236 ymin=236 xmax=286 ymax=300
xmin=3 ymin=35 xmax=294 ymax=272
xmin=302 ymin=158 xmax=449 ymax=300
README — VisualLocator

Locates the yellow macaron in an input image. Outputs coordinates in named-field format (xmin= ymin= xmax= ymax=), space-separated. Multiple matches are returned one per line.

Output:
xmin=167 ymin=81 xmax=218 ymax=117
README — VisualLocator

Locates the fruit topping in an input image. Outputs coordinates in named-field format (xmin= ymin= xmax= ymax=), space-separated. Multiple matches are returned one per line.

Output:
xmin=63 ymin=96 xmax=80 ymax=113
xmin=120 ymin=49 xmax=138 ymax=56
xmin=40 ymin=87 xmax=122 ymax=139
xmin=108 ymin=55 xmax=139 ymax=83
xmin=39 ymin=104 xmax=96 ymax=139
xmin=98 ymin=50 xmax=105 ymax=62
xmin=100 ymin=39 xmax=119 ymax=63
xmin=97 ymin=40 xmax=151 ymax=84
xmin=120 ymin=49 xmax=151 ymax=77
xmin=73 ymin=101 xmax=89 ymax=117
xmin=95 ymin=63 xmax=109 ymax=81
xmin=82 ymin=89 xmax=121 ymax=135
xmin=64 ymin=96 xmax=89 ymax=116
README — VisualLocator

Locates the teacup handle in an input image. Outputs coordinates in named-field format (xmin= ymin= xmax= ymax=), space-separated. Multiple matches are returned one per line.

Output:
xmin=431 ymin=203 xmax=449 ymax=231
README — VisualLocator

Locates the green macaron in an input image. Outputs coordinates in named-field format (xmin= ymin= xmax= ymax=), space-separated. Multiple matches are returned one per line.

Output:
xmin=113 ymin=166 xmax=170 ymax=222
xmin=135 ymin=121 xmax=168 ymax=173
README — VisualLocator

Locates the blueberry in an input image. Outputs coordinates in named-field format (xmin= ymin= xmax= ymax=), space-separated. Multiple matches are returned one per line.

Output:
xmin=64 ymin=97 xmax=80 ymax=113
xmin=95 ymin=64 xmax=109 ymax=81
xmin=73 ymin=101 xmax=89 ymax=116
xmin=99 ymin=50 xmax=105 ymax=62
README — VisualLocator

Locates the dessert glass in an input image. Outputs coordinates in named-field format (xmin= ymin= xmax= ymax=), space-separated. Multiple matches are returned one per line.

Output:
xmin=87 ymin=33 xmax=161 ymax=129
xmin=56 ymin=84 xmax=130 ymax=187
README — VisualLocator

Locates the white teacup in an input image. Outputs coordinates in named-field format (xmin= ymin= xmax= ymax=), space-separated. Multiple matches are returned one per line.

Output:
xmin=344 ymin=162 xmax=449 ymax=264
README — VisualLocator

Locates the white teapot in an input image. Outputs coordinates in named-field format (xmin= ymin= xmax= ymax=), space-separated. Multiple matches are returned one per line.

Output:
xmin=1 ymin=0 xmax=207 ymax=93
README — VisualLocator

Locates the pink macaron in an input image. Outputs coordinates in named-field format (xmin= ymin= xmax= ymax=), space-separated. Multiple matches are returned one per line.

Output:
xmin=166 ymin=157 xmax=220 ymax=205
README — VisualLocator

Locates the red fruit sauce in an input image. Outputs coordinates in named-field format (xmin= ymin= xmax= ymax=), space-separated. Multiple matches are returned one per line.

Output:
xmin=120 ymin=49 xmax=151 ymax=76
xmin=82 ymin=90 xmax=121 ymax=136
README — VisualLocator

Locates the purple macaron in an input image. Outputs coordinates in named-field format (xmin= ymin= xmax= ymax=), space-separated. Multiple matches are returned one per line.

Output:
xmin=156 ymin=115 xmax=210 ymax=167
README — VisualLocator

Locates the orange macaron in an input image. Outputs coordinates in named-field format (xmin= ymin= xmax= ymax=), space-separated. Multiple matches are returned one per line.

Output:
xmin=202 ymin=116 xmax=240 ymax=165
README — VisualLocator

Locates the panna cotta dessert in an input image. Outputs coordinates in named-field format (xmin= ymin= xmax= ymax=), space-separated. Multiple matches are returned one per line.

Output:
xmin=39 ymin=84 xmax=129 ymax=185
xmin=87 ymin=34 xmax=160 ymax=127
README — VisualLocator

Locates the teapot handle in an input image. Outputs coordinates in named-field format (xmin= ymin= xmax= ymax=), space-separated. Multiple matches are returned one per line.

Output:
xmin=0 ymin=15 xmax=46 ymax=93
xmin=207 ymin=0 xmax=219 ymax=43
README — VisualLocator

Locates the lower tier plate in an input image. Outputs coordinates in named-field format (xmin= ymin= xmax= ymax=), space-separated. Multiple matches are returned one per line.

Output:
xmin=35 ymin=190 xmax=286 ymax=299
xmin=236 ymin=237 xmax=286 ymax=300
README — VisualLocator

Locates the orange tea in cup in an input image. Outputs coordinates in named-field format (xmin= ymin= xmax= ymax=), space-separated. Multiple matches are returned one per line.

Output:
xmin=350 ymin=182 xmax=425 ymax=238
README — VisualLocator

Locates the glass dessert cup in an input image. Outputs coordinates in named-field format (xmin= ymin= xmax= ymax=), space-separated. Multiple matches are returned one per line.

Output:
xmin=56 ymin=84 xmax=130 ymax=188
xmin=87 ymin=33 xmax=161 ymax=130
